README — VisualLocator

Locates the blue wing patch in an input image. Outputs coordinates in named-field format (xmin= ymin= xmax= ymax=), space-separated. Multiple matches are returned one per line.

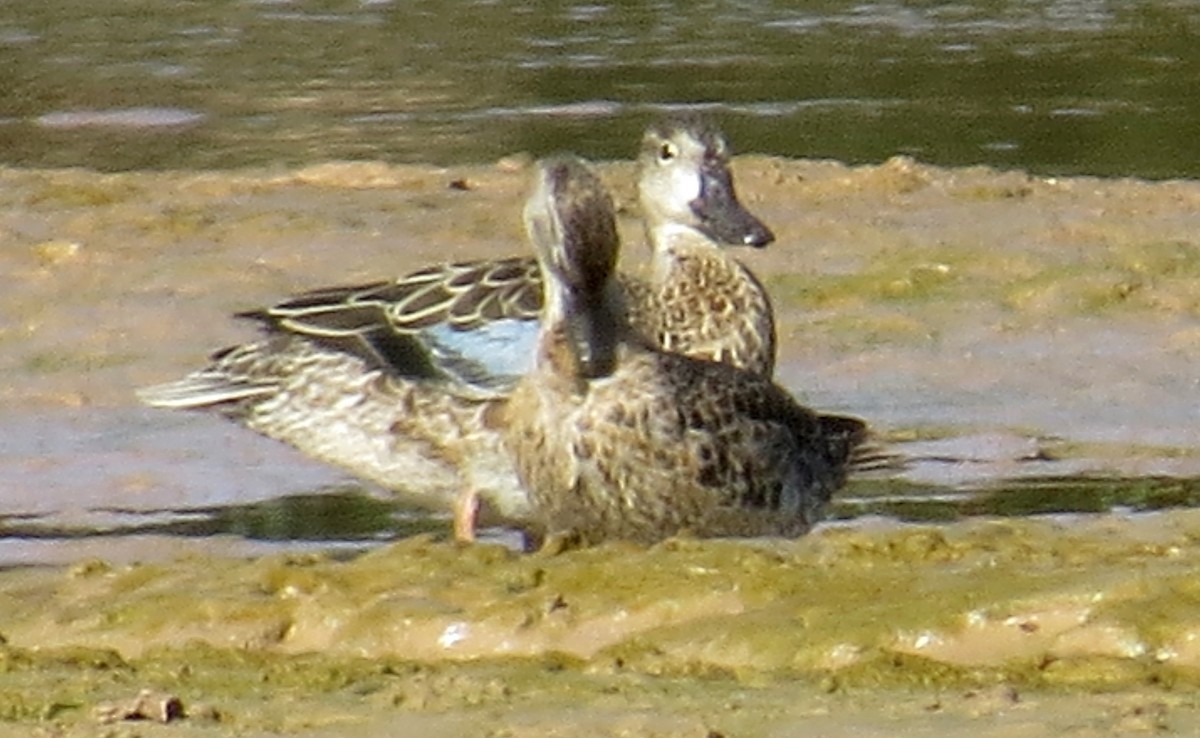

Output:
xmin=421 ymin=318 xmax=539 ymax=395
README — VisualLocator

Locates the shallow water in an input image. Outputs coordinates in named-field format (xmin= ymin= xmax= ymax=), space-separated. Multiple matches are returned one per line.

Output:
xmin=3 ymin=406 xmax=1200 ymax=567
xmin=2 ymin=0 xmax=1200 ymax=176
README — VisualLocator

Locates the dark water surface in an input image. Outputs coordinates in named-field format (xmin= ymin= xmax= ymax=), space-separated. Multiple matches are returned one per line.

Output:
xmin=2 ymin=0 xmax=1199 ymax=176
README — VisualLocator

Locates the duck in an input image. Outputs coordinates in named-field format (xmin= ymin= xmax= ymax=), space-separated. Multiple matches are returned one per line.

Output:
xmin=137 ymin=113 xmax=779 ymax=541
xmin=249 ymin=112 xmax=776 ymax=391
xmin=506 ymin=155 xmax=867 ymax=545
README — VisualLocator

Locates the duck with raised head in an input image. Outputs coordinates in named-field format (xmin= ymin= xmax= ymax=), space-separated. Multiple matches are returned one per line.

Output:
xmin=137 ymin=113 xmax=780 ymax=541
xmin=251 ymin=112 xmax=777 ymax=388
xmin=506 ymin=155 xmax=866 ymax=545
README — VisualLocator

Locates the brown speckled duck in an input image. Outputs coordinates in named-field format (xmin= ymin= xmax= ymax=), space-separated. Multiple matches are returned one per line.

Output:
xmin=506 ymin=155 xmax=867 ymax=546
xmin=136 ymin=113 xmax=779 ymax=542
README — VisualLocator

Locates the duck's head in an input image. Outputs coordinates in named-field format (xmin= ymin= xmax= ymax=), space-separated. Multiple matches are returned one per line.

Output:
xmin=524 ymin=155 xmax=622 ymax=379
xmin=524 ymin=155 xmax=620 ymax=299
xmin=637 ymin=112 xmax=775 ymax=249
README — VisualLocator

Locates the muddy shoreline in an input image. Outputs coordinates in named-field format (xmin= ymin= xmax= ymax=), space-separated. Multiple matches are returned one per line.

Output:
xmin=5 ymin=156 xmax=1200 ymax=447
xmin=3 ymin=156 xmax=1200 ymax=734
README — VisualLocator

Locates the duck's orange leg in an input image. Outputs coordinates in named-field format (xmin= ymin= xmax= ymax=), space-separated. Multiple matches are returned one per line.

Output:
xmin=453 ymin=488 xmax=480 ymax=543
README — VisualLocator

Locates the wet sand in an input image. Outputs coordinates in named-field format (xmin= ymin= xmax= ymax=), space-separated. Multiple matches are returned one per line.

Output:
xmin=3 ymin=156 xmax=1200 ymax=734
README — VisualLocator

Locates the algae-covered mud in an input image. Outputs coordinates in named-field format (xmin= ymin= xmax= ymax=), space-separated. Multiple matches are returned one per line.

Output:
xmin=5 ymin=522 xmax=1200 ymax=735
xmin=3 ymin=156 xmax=1200 ymax=734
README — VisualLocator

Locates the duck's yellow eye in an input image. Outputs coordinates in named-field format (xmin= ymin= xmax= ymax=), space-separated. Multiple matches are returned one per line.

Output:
xmin=659 ymin=142 xmax=677 ymax=162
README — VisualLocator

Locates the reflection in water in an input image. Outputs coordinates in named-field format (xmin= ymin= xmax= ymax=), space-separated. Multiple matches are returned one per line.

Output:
xmin=6 ymin=472 xmax=1200 ymax=551
xmin=7 ymin=456 xmax=1200 ymax=554
xmin=834 ymin=475 xmax=1200 ymax=523
xmin=0 ymin=0 xmax=1198 ymax=176
xmin=0 ymin=489 xmax=444 ymax=542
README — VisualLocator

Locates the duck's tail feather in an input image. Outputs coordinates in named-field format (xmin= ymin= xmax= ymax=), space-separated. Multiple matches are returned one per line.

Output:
xmin=136 ymin=372 xmax=275 ymax=410
xmin=818 ymin=413 xmax=868 ymax=465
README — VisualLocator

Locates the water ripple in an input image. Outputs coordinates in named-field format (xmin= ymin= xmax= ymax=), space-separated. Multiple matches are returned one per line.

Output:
xmin=35 ymin=108 xmax=207 ymax=130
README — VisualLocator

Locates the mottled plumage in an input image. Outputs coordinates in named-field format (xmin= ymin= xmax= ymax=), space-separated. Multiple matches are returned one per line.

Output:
xmin=137 ymin=113 xmax=779 ymax=539
xmin=507 ymin=156 xmax=867 ymax=545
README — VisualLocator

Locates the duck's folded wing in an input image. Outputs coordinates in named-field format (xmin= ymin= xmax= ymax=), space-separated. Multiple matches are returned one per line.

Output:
xmin=238 ymin=257 xmax=545 ymax=393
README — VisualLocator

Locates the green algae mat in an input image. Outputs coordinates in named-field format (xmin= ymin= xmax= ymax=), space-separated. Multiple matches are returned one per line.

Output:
xmin=5 ymin=513 xmax=1200 ymax=736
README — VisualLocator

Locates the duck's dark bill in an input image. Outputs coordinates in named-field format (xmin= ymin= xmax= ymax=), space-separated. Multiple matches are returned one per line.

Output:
xmin=691 ymin=162 xmax=775 ymax=248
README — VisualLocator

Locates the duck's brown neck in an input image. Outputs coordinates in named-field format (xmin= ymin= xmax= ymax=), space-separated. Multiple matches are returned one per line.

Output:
xmin=539 ymin=282 xmax=623 ymax=382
